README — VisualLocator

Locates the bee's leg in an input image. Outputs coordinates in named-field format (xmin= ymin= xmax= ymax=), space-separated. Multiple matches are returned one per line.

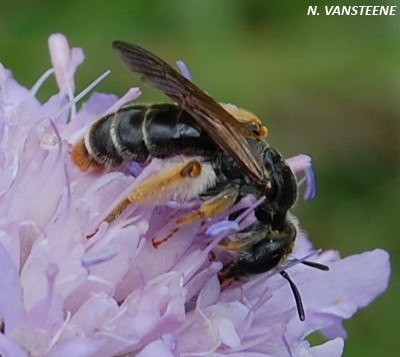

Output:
xmin=104 ymin=160 xmax=203 ymax=223
xmin=177 ymin=186 xmax=239 ymax=225
xmin=152 ymin=186 xmax=239 ymax=248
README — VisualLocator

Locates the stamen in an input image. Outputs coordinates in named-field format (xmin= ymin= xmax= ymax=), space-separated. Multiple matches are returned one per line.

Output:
xmin=48 ymin=34 xmax=83 ymax=121
xmin=45 ymin=311 xmax=71 ymax=354
xmin=48 ymin=119 xmax=63 ymax=165
xmin=46 ymin=263 xmax=58 ymax=296
xmin=129 ymin=161 xmax=142 ymax=177
xmin=63 ymin=164 xmax=72 ymax=219
xmin=281 ymin=334 xmax=294 ymax=357
xmin=176 ymin=60 xmax=192 ymax=81
xmin=206 ymin=220 xmax=239 ymax=237
xmin=53 ymin=70 xmax=111 ymax=122
xmin=303 ymin=164 xmax=316 ymax=200
xmin=104 ymin=87 xmax=141 ymax=115
xmin=48 ymin=34 xmax=75 ymax=91
xmin=286 ymin=154 xmax=316 ymax=200
xmin=234 ymin=196 xmax=265 ymax=225
xmin=72 ymin=70 xmax=111 ymax=106
xmin=30 ymin=68 xmax=54 ymax=97
xmin=43 ymin=263 xmax=59 ymax=323
xmin=82 ymin=248 xmax=119 ymax=267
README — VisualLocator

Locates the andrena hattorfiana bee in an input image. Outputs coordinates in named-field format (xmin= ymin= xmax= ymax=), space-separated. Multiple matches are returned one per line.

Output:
xmin=72 ymin=41 xmax=328 ymax=321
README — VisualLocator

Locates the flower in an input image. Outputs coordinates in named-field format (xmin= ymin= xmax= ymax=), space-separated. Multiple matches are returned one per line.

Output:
xmin=0 ymin=33 xmax=390 ymax=357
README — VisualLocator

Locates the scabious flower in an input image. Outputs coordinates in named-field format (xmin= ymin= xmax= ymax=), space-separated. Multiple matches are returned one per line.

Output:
xmin=0 ymin=34 xmax=390 ymax=357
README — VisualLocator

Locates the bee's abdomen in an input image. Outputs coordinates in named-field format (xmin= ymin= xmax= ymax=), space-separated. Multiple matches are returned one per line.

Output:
xmin=84 ymin=103 xmax=216 ymax=169
xmin=144 ymin=104 xmax=215 ymax=157
xmin=85 ymin=114 xmax=124 ymax=167
xmin=110 ymin=105 xmax=149 ymax=162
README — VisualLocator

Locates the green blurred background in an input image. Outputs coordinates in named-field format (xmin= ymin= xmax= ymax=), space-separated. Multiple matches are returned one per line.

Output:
xmin=1 ymin=0 xmax=398 ymax=355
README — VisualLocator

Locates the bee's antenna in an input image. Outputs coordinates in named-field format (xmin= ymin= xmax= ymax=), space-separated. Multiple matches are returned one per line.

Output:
xmin=301 ymin=260 xmax=329 ymax=271
xmin=280 ymin=270 xmax=305 ymax=321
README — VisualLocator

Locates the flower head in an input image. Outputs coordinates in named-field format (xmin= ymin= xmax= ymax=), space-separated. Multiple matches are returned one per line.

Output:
xmin=0 ymin=34 xmax=390 ymax=357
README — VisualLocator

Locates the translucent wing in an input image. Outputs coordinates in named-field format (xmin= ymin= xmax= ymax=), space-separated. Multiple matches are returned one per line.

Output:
xmin=112 ymin=41 xmax=269 ymax=186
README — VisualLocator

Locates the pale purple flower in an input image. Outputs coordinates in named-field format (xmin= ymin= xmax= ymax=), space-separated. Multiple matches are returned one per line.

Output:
xmin=0 ymin=34 xmax=390 ymax=357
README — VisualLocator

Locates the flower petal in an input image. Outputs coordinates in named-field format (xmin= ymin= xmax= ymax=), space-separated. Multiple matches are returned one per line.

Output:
xmin=0 ymin=241 xmax=24 ymax=332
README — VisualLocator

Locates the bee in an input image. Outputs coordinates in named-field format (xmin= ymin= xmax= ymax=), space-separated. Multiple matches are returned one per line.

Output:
xmin=72 ymin=41 xmax=328 ymax=321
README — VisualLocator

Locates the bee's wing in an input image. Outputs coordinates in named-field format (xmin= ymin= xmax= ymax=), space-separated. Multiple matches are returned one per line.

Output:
xmin=112 ymin=41 xmax=269 ymax=186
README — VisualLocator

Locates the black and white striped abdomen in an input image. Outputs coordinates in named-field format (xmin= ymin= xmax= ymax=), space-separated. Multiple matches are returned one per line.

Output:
xmin=85 ymin=103 xmax=217 ymax=168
